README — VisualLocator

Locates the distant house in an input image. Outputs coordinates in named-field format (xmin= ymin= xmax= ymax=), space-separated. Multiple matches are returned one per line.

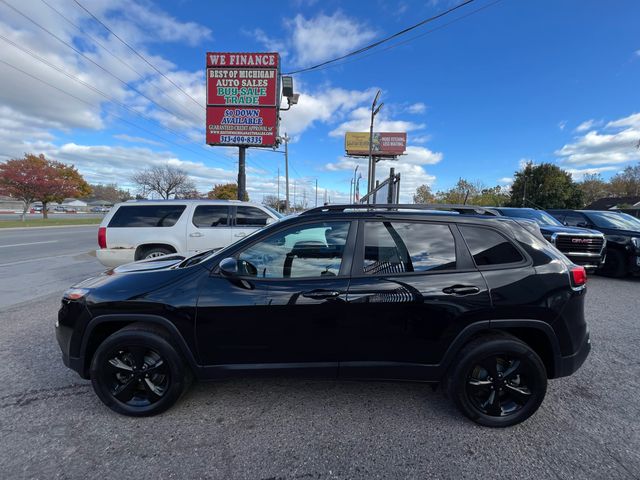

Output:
xmin=585 ymin=196 xmax=640 ymax=210
xmin=88 ymin=199 xmax=114 ymax=207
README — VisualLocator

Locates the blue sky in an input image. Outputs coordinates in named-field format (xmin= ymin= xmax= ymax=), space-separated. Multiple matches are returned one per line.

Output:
xmin=0 ymin=0 xmax=639 ymax=203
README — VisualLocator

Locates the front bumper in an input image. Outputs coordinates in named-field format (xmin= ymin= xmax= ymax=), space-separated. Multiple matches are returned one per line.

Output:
xmin=556 ymin=330 xmax=591 ymax=378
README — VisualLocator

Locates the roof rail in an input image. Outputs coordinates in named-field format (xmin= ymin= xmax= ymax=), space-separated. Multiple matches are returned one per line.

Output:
xmin=299 ymin=204 xmax=499 ymax=216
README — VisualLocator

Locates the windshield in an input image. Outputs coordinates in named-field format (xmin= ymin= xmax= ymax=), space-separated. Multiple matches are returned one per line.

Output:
xmin=263 ymin=205 xmax=284 ymax=219
xmin=500 ymin=209 xmax=562 ymax=227
xmin=587 ymin=211 xmax=640 ymax=230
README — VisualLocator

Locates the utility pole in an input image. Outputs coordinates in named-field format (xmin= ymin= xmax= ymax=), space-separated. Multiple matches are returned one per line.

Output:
xmin=315 ymin=179 xmax=318 ymax=207
xmin=368 ymin=90 xmax=383 ymax=204
xmin=277 ymin=167 xmax=280 ymax=212
xmin=293 ymin=179 xmax=296 ymax=212
xmin=282 ymin=133 xmax=290 ymax=212
xmin=237 ymin=146 xmax=247 ymax=201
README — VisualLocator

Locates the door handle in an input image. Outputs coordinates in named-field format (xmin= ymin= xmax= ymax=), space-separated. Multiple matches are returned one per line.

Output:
xmin=442 ymin=285 xmax=480 ymax=295
xmin=189 ymin=232 xmax=203 ymax=237
xmin=234 ymin=232 xmax=247 ymax=238
xmin=302 ymin=290 xmax=340 ymax=300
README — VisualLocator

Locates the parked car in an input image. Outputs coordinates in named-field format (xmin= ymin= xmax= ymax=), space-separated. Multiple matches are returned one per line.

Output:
xmin=485 ymin=208 xmax=606 ymax=271
xmin=91 ymin=206 xmax=110 ymax=213
xmin=548 ymin=209 xmax=640 ymax=277
xmin=58 ymin=204 xmax=590 ymax=427
xmin=53 ymin=205 xmax=67 ymax=212
xmin=95 ymin=200 xmax=282 ymax=267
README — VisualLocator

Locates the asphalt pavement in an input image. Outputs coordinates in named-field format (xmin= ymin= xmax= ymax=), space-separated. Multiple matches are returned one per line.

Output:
xmin=0 ymin=250 xmax=638 ymax=479
xmin=0 ymin=226 xmax=104 ymax=308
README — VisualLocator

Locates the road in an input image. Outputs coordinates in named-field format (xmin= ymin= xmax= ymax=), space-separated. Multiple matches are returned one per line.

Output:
xmin=0 ymin=239 xmax=638 ymax=479
xmin=0 ymin=226 xmax=104 ymax=308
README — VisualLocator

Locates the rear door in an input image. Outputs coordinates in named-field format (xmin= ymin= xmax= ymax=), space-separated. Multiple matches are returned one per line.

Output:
xmin=186 ymin=204 xmax=232 ymax=254
xmin=232 ymin=205 xmax=273 ymax=242
xmin=340 ymin=219 xmax=491 ymax=380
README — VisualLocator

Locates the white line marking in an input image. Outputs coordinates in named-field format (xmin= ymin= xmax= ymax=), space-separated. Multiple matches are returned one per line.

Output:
xmin=0 ymin=251 xmax=93 ymax=267
xmin=0 ymin=240 xmax=59 ymax=248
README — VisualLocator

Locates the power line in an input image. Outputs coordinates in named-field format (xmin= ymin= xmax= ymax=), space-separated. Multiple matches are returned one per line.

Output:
xmin=39 ymin=0 xmax=200 ymax=123
xmin=72 ymin=0 xmax=204 ymax=111
xmin=299 ymin=0 xmax=503 ymax=75
xmin=284 ymin=0 xmax=475 ymax=75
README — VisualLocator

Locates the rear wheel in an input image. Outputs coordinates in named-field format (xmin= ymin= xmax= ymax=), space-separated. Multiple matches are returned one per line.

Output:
xmin=142 ymin=247 xmax=172 ymax=260
xmin=90 ymin=326 xmax=190 ymax=416
xmin=447 ymin=335 xmax=547 ymax=427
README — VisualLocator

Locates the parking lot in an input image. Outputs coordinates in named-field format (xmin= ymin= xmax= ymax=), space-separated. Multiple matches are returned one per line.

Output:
xmin=0 ymin=229 xmax=639 ymax=479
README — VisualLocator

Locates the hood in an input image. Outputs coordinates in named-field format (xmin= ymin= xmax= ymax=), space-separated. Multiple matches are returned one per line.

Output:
xmin=112 ymin=254 xmax=186 ymax=273
xmin=595 ymin=227 xmax=640 ymax=237
xmin=538 ymin=225 xmax=602 ymax=236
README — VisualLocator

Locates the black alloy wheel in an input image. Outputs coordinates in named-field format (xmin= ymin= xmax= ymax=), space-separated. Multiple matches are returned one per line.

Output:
xmin=447 ymin=335 xmax=547 ymax=427
xmin=90 ymin=326 xmax=190 ymax=416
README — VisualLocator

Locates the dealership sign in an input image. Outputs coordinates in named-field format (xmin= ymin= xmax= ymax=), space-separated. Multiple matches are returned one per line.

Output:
xmin=206 ymin=52 xmax=280 ymax=147
xmin=345 ymin=132 xmax=407 ymax=156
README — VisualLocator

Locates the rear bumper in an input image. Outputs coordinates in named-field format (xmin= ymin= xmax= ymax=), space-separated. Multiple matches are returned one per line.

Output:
xmin=555 ymin=330 xmax=591 ymax=378
xmin=96 ymin=248 xmax=135 ymax=267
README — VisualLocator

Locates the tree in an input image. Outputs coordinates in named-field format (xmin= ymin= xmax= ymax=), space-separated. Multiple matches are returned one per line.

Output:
xmin=413 ymin=184 xmax=435 ymax=204
xmin=207 ymin=183 xmax=249 ymax=201
xmin=0 ymin=153 xmax=91 ymax=219
xmin=262 ymin=195 xmax=281 ymax=210
xmin=577 ymin=173 xmax=608 ymax=207
xmin=131 ymin=165 xmax=196 ymax=199
xmin=435 ymin=179 xmax=482 ymax=204
xmin=609 ymin=164 xmax=640 ymax=197
xmin=508 ymin=163 xmax=583 ymax=209
xmin=85 ymin=183 xmax=132 ymax=203
xmin=475 ymin=185 xmax=510 ymax=206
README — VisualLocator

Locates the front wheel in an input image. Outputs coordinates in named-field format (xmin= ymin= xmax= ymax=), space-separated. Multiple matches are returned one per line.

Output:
xmin=142 ymin=247 xmax=172 ymax=260
xmin=447 ymin=335 xmax=547 ymax=427
xmin=90 ymin=326 xmax=190 ymax=416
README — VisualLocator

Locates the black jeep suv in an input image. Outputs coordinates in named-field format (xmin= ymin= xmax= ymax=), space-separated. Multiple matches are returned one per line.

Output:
xmin=57 ymin=205 xmax=591 ymax=427
xmin=548 ymin=209 xmax=640 ymax=277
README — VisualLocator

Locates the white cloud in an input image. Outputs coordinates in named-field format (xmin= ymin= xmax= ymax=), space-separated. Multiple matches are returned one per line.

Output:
xmin=574 ymin=119 xmax=601 ymax=133
xmin=555 ymin=112 xmax=640 ymax=166
xmin=635 ymin=49 xmax=640 ymax=57
xmin=498 ymin=177 xmax=513 ymax=186
xmin=250 ymin=28 xmax=289 ymax=58
xmin=518 ymin=158 xmax=534 ymax=169
xmin=558 ymin=120 xmax=567 ymax=131
xmin=113 ymin=134 xmax=164 ymax=146
xmin=285 ymin=12 xmax=376 ymax=67
xmin=407 ymin=102 xmax=427 ymax=114
xmin=329 ymin=106 xmax=426 ymax=138
xmin=565 ymin=166 xmax=619 ymax=180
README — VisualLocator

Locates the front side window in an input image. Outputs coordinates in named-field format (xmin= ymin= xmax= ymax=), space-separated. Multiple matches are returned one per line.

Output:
xmin=363 ymin=222 xmax=456 ymax=275
xmin=237 ymin=221 xmax=351 ymax=278
xmin=236 ymin=206 xmax=270 ymax=227
xmin=459 ymin=226 xmax=524 ymax=266
xmin=108 ymin=205 xmax=186 ymax=227
xmin=193 ymin=205 xmax=229 ymax=228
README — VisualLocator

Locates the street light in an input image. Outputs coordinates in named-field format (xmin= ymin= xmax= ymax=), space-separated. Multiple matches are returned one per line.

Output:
xmin=368 ymin=90 xmax=383 ymax=204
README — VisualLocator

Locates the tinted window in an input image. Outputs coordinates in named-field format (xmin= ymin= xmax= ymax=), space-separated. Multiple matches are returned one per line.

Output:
xmin=460 ymin=226 xmax=524 ymax=266
xmin=192 ymin=205 xmax=229 ymax=228
xmin=363 ymin=222 xmax=456 ymax=274
xmin=563 ymin=212 xmax=587 ymax=227
xmin=585 ymin=211 xmax=640 ymax=230
xmin=108 ymin=205 xmax=186 ymax=227
xmin=237 ymin=222 xmax=350 ymax=278
xmin=236 ymin=206 xmax=269 ymax=226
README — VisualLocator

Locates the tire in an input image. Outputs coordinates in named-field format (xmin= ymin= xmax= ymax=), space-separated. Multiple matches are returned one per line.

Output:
xmin=142 ymin=247 xmax=172 ymax=260
xmin=446 ymin=335 xmax=547 ymax=427
xmin=90 ymin=325 xmax=191 ymax=416
xmin=599 ymin=249 xmax=627 ymax=278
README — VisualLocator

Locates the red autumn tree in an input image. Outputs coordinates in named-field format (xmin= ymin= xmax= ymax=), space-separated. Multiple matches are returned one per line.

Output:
xmin=0 ymin=153 xmax=92 ymax=219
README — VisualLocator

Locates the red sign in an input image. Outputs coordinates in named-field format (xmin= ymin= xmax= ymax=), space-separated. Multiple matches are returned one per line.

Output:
xmin=206 ymin=108 xmax=278 ymax=147
xmin=206 ymin=52 xmax=280 ymax=148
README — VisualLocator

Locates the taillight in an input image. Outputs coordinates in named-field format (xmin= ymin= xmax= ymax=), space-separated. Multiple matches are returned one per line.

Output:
xmin=98 ymin=227 xmax=107 ymax=249
xmin=570 ymin=266 xmax=587 ymax=287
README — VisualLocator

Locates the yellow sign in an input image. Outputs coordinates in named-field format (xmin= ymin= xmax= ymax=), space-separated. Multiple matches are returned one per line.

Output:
xmin=345 ymin=132 xmax=406 ymax=156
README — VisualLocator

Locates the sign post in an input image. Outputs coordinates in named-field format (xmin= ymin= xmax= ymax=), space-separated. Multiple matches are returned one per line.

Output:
xmin=205 ymin=52 xmax=280 ymax=200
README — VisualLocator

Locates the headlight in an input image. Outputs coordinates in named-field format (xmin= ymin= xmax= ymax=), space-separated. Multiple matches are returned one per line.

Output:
xmin=63 ymin=288 xmax=90 ymax=300
xmin=631 ymin=237 xmax=640 ymax=249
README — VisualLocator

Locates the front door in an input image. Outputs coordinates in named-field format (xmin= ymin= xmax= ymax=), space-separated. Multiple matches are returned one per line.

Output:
xmin=196 ymin=220 xmax=354 ymax=375
xmin=341 ymin=220 xmax=491 ymax=380
xmin=186 ymin=204 xmax=232 ymax=254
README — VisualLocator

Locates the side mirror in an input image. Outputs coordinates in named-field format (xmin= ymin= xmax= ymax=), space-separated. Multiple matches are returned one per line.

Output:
xmin=218 ymin=257 xmax=238 ymax=277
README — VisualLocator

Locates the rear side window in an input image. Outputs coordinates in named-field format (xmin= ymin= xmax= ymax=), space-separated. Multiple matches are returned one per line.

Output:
xmin=108 ymin=205 xmax=186 ymax=227
xmin=363 ymin=221 xmax=456 ymax=274
xmin=193 ymin=205 xmax=229 ymax=228
xmin=459 ymin=226 xmax=524 ymax=266
xmin=236 ymin=206 xmax=269 ymax=226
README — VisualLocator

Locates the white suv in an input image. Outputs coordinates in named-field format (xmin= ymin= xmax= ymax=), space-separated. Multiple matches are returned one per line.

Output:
xmin=96 ymin=200 xmax=282 ymax=267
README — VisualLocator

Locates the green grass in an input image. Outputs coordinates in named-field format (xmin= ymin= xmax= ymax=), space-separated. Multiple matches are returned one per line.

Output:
xmin=0 ymin=217 xmax=102 ymax=228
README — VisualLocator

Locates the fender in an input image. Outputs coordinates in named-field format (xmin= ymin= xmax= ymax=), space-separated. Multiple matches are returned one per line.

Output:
xmin=80 ymin=314 xmax=200 ymax=375
xmin=439 ymin=319 xmax=562 ymax=376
